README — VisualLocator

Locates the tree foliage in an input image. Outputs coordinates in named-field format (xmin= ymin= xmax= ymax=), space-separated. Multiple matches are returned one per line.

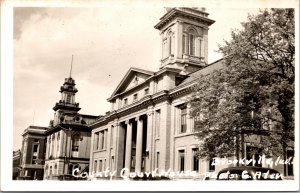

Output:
xmin=189 ymin=9 xmax=295 ymax=162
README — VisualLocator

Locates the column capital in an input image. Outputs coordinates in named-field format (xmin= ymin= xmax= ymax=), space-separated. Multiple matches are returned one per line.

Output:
xmin=147 ymin=111 xmax=154 ymax=116
xmin=125 ymin=120 xmax=131 ymax=125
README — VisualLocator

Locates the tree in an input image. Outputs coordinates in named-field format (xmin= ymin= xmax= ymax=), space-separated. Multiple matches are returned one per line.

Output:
xmin=189 ymin=9 xmax=294 ymax=175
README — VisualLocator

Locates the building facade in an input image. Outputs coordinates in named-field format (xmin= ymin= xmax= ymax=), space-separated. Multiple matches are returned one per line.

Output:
xmin=43 ymin=76 xmax=98 ymax=180
xmin=88 ymin=7 xmax=294 ymax=180
xmin=19 ymin=126 xmax=47 ymax=180
xmin=88 ymin=7 xmax=221 ymax=179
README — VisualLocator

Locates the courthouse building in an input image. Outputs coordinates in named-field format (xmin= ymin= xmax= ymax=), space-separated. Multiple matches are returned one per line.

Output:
xmin=89 ymin=7 xmax=225 ymax=178
xmin=88 ymin=7 xmax=294 ymax=179
xmin=43 ymin=76 xmax=98 ymax=180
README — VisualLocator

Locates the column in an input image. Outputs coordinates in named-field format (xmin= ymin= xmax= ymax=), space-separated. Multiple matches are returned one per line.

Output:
xmin=200 ymin=38 xmax=204 ymax=58
xmin=135 ymin=116 xmax=143 ymax=172
xmin=114 ymin=121 xmax=125 ymax=175
xmin=146 ymin=111 xmax=154 ymax=171
xmin=195 ymin=37 xmax=200 ymax=58
xmin=45 ymin=136 xmax=49 ymax=159
xmin=184 ymin=35 xmax=188 ymax=56
xmin=124 ymin=120 xmax=132 ymax=170
xmin=175 ymin=21 xmax=181 ymax=58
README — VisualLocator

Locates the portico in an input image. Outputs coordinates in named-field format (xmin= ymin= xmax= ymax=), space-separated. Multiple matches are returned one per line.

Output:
xmin=119 ymin=114 xmax=148 ymax=173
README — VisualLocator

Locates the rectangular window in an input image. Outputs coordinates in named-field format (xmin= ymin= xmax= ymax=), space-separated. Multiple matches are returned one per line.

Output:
xmin=179 ymin=150 xmax=185 ymax=172
xmin=99 ymin=160 xmax=103 ymax=172
xmin=33 ymin=144 xmax=38 ymax=153
xmin=32 ymin=142 xmax=39 ymax=164
xmin=209 ymin=159 xmax=215 ymax=171
xmin=193 ymin=114 xmax=201 ymax=132
xmin=180 ymin=106 xmax=187 ymax=133
xmin=111 ymin=156 xmax=114 ymax=171
xmin=99 ymin=131 xmax=104 ymax=150
xmin=144 ymin=88 xmax=149 ymax=96
xmin=94 ymin=160 xmax=97 ymax=172
xmin=169 ymin=36 xmax=172 ymax=55
xmin=32 ymin=155 xmax=37 ymax=164
xmin=94 ymin=132 xmax=99 ymax=150
xmin=163 ymin=40 xmax=167 ymax=58
xmin=192 ymin=148 xmax=199 ymax=172
xmin=66 ymin=95 xmax=71 ymax=103
xmin=133 ymin=93 xmax=138 ymax=101
xmin=155 ymin=109 xmax=161 ymax=137
xmin=156 ymin=152 xmax=160 ymax=169
xmin=72 ymin=135 xmax=80 ymax=152
xmin=124 ymin=98 xmax=128 ymax=106
xmin=199 ymin=39 xmax=202 ymax=57
xmin=98 ymin=129 xmax=108 ymax=150
xmin=51 ymin=135 xmax=55 ymax=156
xmin=110 ymin=126 xmax=114 ymax=148
xmin=104 ymin=130 xmax=107 ymax=149
xmin=104 ymin=159 xmax=106 ymax=171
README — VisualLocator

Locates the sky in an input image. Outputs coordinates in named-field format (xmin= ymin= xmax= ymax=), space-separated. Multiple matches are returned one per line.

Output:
xmin=9 ymin=0 xmax=296 ymax=151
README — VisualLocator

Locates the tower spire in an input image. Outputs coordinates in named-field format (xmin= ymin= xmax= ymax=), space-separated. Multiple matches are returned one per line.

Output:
xmin=69 ymin=54 xmax=73 ymax=78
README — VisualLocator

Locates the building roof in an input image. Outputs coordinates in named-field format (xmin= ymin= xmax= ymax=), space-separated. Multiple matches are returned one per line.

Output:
xmin=79 ymin=114 xmax=100 ymax=119
xmin=89 ymin=58 xmax=227 ymax=128
xmin=22 ymin=125 xmax=48 ymax=136
xmin=109 ymin=67 xmax=155 ymax=100
xmin=176 ymin=58 xmax=225 ymax=87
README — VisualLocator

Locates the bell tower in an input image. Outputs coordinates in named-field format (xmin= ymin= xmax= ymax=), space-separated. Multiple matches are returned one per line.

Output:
xmin=154 ymin=7 xmax=215 ymax=74
xmin=52 ymin=57 xmax=81 ymax=126
xmin=53 ymin=77 xmax=80 ymax=111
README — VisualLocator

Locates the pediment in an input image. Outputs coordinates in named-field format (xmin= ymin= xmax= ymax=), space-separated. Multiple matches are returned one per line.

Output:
xmin=110 ymin=67 xmax=154 ymax=98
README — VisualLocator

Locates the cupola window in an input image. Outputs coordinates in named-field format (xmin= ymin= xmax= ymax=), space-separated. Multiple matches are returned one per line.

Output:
xmin=183 ymin=27 xmax=202 ymax=57
xmin=66 ymin=95 xmax=71 ymax=103
xmin=168 ymin=31 xmax=174 ymax=56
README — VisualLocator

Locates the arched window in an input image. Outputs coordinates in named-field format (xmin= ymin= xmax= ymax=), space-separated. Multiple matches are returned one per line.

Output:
xmin=66 ymin=94 xmax=71 ymax=103
xmin=68 ymin=164 xmax=73 ymax=175
xmin=49 ymin=166 xmax=52 ymax=175
xmin=72 ymin=134 xmax=80 ymax=152
xmin=187 ymin=28 xmax=196 ymax=56
xmin=54 ymin=164 xmax=57 ymax=174
xmin=45 ymin=164 xmax=48 ymax=174
xmin=167 ymin=31 xmax=173 ymax=56
xmin=183 ymin=27 xmax=201 ymax=57
xmin=56 ymin=132 xmax=60 ymax=156
xmin=52 ymin=134 xmax=55 ymax=157
xmin=163 ymin=30 xmax=174 ymax=59
xmin=45 ymin=165 xmax=48 ymax=179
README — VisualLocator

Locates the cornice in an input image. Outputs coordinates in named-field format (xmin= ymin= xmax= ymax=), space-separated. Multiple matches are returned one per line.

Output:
xmin=154 ymin=9 xmax=215 ymax=30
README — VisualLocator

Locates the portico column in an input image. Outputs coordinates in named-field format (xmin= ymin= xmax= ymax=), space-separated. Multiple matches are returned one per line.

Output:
xmin=135 ymin=116 xmax=143 ymax=173
xmin=124 ymin=120 xmax=132 ymax=170
xmin=146 ymin=111 xmax=153 ymax=171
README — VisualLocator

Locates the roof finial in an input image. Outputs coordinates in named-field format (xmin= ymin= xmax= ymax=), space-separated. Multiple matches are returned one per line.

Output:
xmin=69 ymin=54 xmax=74 ymax=78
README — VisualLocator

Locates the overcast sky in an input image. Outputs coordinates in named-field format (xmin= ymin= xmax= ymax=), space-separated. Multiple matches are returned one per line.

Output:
xmin=11 ymin=0 xmax=297 ymax=151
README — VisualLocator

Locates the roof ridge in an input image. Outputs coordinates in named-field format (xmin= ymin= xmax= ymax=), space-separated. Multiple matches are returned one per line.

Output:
xmin=185 ymin=57 xmax=226 ymax=76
